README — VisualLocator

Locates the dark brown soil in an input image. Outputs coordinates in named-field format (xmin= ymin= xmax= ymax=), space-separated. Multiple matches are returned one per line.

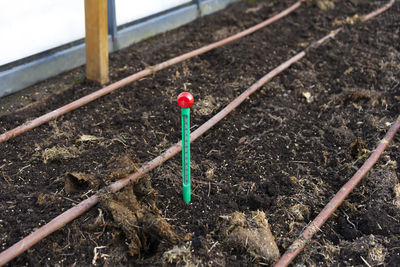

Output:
xmin=1 ymin=0 xmax=399 ymax=266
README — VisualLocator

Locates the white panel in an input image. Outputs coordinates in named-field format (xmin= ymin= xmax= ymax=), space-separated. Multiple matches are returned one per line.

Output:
xmin=116 ymin=0 xmax=192 ymax=26
xmin=0 ymin=0 xmax=193 ymax=66
xmin=0 ymin=0 xmax=85 ymax=66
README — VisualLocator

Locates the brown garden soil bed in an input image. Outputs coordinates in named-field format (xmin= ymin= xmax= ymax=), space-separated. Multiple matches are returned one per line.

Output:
xmin=1 ymin=0 xmax=400 ymax=266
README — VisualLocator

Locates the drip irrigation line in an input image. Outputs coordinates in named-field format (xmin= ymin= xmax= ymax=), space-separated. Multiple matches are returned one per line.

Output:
xmin=274 ymin=116 xmax=400 ymax=267
xmin=273 ymin=2 xmax=396 ymax=266
xmin=0 ymin=0 xmax=303 ymax=144
xmin=362 ymin=0 xmax=395 ymax=22
xmin=0 ymin=26 xmax=337 ymax=266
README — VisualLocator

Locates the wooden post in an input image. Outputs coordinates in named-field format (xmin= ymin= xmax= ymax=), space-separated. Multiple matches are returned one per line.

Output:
xmin=84 ymin=0 xmax=109 ymax=84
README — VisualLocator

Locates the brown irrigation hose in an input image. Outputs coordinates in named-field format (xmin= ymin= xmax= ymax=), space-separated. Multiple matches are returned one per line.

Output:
xmin=362 ymin=0 xmax=395 ymax=22
xmin=274 ymin=115 xmax=400 ymax=267
xmin=0 ymin=0 xmax=302 ymax=144
xmin=273 ymin=1 xmax=397 ymax=266
xmin=0 ymin=27 xmax=338 ymax=266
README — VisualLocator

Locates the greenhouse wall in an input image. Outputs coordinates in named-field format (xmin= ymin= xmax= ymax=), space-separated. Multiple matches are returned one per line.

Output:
xmin=0 ymin=0 xmax=238 ymax=98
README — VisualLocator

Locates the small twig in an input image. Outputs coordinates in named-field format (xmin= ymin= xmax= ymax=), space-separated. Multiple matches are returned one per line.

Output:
xmin=63 ymin=197 xmax=79 ymax=204
xmin=111 ymin=135 xmax=128 ymax=147
xmin=387 ymin=214 xmax=399 ymax=223
xmin=360 ymin=256 xmax=372 ymax=267
xmin=162 ymin=217 xmax=177 ymax=221
xmin=18 ymin=164 xmax=31 ymax=174
xmin=81 ymin=189 xmax=94 ymax=199
xmin=1 ymin=172 xmax=11 ymax=185
xmin=391 ymin=81 xmax=399 ymax=91
xmin=208 ymin=241 xmax=219 ymax=253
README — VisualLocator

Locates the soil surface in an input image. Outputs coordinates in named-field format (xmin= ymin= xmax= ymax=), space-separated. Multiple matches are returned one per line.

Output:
xmin=1 ymin=0 xmax=399 ymax=266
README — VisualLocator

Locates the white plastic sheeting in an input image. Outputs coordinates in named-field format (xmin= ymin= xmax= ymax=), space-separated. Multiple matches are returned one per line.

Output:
xmin=116 ymin=0 xmax=191 ymax=26
xmin=0 ymin=0 xmax=85 ymax=66
xmin=0 ymin=0 xmax=192 ymax=66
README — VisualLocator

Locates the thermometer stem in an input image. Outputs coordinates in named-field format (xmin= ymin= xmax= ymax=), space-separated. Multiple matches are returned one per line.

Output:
xmin=181 ymin=108 xmax=191 ymax=202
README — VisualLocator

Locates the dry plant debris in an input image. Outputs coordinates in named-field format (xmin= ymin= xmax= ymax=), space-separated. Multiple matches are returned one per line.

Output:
xmin=393 ymin=184 xmax=400 ymax=208
xmin=193 ymin=95 xmax=226 ymax=116
xmin=305 ymin=0 xmax=336 ymax=10
xmin=316 ymin=0 xmax=335 ymax=11
xmin=101 ymin=176 xmax=190 ymax=256
xmin=41 ymin=145 xmax=81 ymax=163
xmin=162 ymin=245 xmax=194 ymax=267
xmin=75 ymin=134 xmax=103 ymax=143
xmin=217 ymin=211 xmax=280 ymax=264
xmin=332 ymin=14 xmax=362 ymax=26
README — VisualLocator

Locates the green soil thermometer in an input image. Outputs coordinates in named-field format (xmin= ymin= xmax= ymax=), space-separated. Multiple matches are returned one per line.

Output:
xmin=177 ymin=92 xmax=194 ymax=203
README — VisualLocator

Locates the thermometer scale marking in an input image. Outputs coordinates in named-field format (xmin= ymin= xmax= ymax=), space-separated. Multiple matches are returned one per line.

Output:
xmin=183 ymin=115 xmax=190 ymax=185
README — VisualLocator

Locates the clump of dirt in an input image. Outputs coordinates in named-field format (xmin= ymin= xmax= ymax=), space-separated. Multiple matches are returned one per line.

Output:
xmin=367 ymin=168 xmax=398 ymax=204
xmin=328 ymin=125 xmax=356 ymax=147
xmin=101 ymin=176 xmax=190 ymax=257
xmin=64 ymin=154 xmax=138 ymax=192
xmin=349 ymin=138 xmax=368 ymax=159
xmin=217 ymin=211 xmax=280 ymax=264
xmin=41 ymin=145 xmax=81 ymax=163
xmin=339 ymin=235 xmax=388 ymax=266
xmin=64 ymin=172 xmax=99 ymax=193
xmin=36 ymin=193 xmax=62 ymax=207
xmin=337 ymin=89 xmax=386 ymax=107
xmin=212 ymin=26 xmax=240 ymax=40
xmin=106 ymin=154 xmax=139 ymax=181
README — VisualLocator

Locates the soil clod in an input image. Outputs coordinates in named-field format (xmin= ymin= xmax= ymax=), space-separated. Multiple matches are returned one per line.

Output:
xmin=101 ymin=176 xmax=190 ymax=257
xmin=217 ymin=211 xmax=280 ymax=264
xmin=65 ymin=172 xmax=99 ymax=193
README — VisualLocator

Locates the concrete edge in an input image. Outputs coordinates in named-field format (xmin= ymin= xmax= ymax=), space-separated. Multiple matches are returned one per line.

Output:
xmin=0 ymin=0 xmax=238 ymax=98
